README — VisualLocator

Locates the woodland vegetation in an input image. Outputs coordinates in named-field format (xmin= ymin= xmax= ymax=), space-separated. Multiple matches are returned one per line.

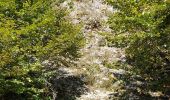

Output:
xmin=107 ymin=0 xmax=170 ymax=92
xmin=0 ymin=0 xmax=169 ymax=99
xmin=0 ymin=0 xmax=83 ymax=99
xmin=105 ymin=0 xmax=170 ymax=99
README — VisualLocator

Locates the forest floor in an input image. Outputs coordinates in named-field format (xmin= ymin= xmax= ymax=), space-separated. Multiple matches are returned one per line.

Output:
xmin=51 ymin=0 xmax=168 ymax=100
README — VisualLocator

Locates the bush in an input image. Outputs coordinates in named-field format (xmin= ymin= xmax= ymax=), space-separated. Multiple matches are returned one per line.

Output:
xmin=107 ymin=0 xmax=170 ymax=91
xmin=0 ymin=0 xmax=83 ymax=99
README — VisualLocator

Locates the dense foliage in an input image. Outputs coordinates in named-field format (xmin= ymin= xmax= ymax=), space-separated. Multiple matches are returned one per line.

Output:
xmin=107 ymin=0 xmax=170 ymax=91
xmin=0 ymin=0 xmax=83 ymax=99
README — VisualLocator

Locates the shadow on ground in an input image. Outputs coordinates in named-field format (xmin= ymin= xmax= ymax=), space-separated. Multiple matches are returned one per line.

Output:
xmin=50 ymin=70 xmax=88 ymax=100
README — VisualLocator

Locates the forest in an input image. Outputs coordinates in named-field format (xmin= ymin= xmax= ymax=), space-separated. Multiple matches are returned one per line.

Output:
xmin=0 ymin=0 xmax=169 ymax=100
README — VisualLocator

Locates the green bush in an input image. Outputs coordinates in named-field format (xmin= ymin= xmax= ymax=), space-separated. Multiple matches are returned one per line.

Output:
xmin=107 ymin=0 xmax=170 ymax=90
xmin=0 ymin=0 xmax=83 ymax=99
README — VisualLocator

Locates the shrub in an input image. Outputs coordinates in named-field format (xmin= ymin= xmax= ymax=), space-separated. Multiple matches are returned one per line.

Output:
xmin=0 ymin=0 xmax=83 ymax=99
xmin=107 ymin=0 xmax=170 ymax=91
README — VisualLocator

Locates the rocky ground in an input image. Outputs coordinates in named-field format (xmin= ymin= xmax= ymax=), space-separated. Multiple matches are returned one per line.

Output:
xmin=51 ymin=0 xmax=127 ymax=100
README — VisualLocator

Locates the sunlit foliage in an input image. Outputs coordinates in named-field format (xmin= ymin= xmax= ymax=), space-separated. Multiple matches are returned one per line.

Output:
xmin=107 ymin=0 xmax=170 ymax=91
xmin=0 ymin=0 xmax=83 ymax=99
